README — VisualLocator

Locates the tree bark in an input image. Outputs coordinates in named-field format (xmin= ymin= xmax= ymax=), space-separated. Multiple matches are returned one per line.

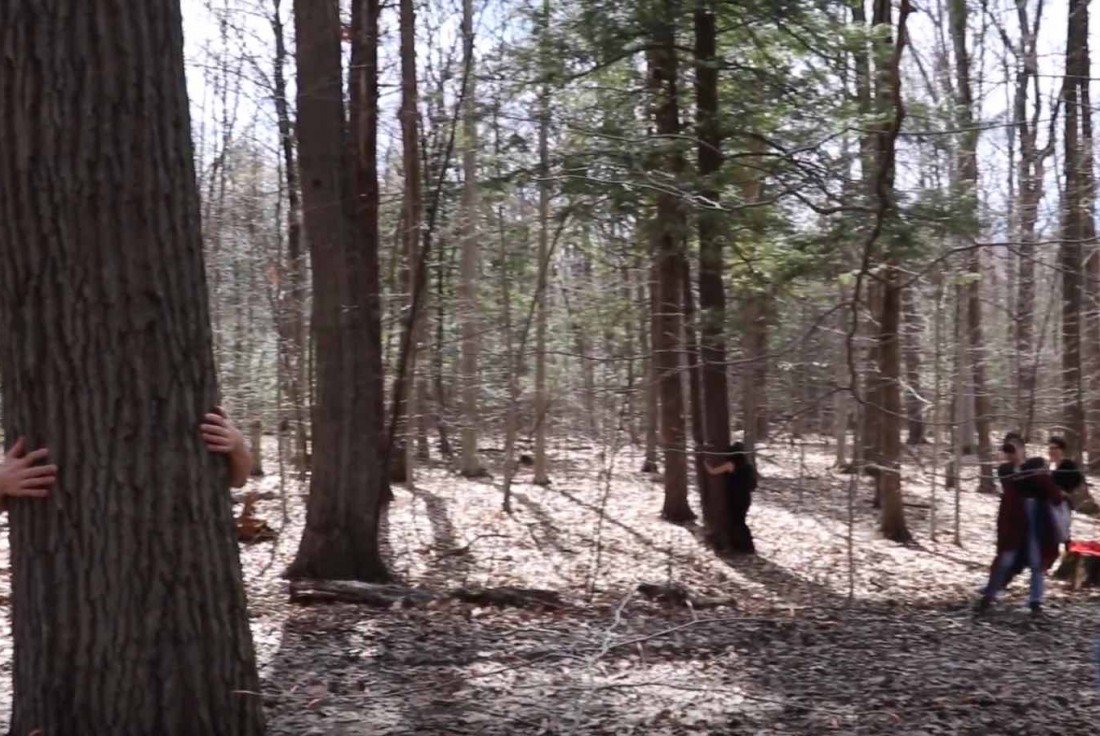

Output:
xmin=901 ymin=286 xmax=925 ymax=444
xmin=1061 ymin=0 xmax=1088 ymax=458
xmin=270 ymin=0 xmax=309 ymax=471
xmin=740 ymin=292 xmax=770 ymax=450
xmin=286 ymin=0 xmax=389 ymax=581
xmin=1012 ymin=0 xmax=1046 ymax=442
xmin=458 ymin=0 xmax=485 ymax=477
xmin=694 ymin=0 xmax=731 ymax=545
xmin=532 ymin=0 xmax=552 ymax=486
xmin=639 ymin=259 xmax=659 ymax=473
xmin=0 ymin=1 xmax=264 ymax=730
xmin=870 ymin=0 xmax=912 ymax=541
xmin=949 ymin=0 xmax=993 ymax=491
xmin=648 ymin=8 xmax=694 ymax=523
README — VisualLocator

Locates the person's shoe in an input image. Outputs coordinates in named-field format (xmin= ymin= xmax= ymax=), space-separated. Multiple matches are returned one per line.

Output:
xmin=1029 ymin=602 xmax=1045 ymax=618
xmin=974 ymin=596 xmax=993 ymax=614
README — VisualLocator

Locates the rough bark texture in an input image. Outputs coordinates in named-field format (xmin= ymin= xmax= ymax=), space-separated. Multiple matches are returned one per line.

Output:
xmin=458 ymin=0 xmax=485 ymax=478
xmin=1008 ymin=0 xmax=1047 ymax=442
xmin=948 ymin=0 xmax=993 ymax=491
xmin=694 ymin=0 xmax=731 ymax=546
xmin=0 ymin=1 xmax=264 ymax=731
xmin=648 ymin=12 xmax=694 ymax=523
xmin=639 ymin=261 xmax=659 ymax=473
xmin=870 ymin=0 xmax=912 ymax=542
xmin=901 ymin=286 xmax=925 ymax=444
xmin=270 ymin=0 xmax=309 ymax=470
xmin=1061 ymin=0 xmax=1088 ymax=458
xmin=740 ymin=292 xmax=770 ymax=451
xmin=286 ymin=0 xmax=388 ymax=581
xmin=532 ymin=0 xmax=552 ymax=486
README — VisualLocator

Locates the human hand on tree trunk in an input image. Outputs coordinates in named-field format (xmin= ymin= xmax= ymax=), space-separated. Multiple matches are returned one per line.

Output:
xmin=0 ymin=438 xmax=56 ymax=505
xmin=201 ymin=407 xmax=252 ymax=488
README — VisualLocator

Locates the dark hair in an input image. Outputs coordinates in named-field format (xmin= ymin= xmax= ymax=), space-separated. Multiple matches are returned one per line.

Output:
xmin=1048 ymin=436 xmax=1068 ymax=451
xmin=1020 ymin=456 xmax=1046 ymax=472
xmin=1003 ymin=432 xmax=1024 ymax=447
xmin=726 ymin=441 xmax=750 ymax=467
xmin=1001 ymin=442 xmax=1018 ymax=455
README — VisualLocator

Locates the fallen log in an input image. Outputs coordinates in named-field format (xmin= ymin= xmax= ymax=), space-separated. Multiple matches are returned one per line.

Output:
xmin=289 ymin=579 xmax=565 ymax=609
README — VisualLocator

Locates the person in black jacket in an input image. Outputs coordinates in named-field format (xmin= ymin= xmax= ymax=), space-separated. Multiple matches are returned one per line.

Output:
xmin=705 ymin=441 xmax=757 ymax=554
xmin=1048 ymin=436 xmax=1085 ymax=505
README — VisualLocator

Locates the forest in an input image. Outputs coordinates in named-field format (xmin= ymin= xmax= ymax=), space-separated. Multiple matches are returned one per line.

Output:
xmin=0 ymin=0 xmax=1099 ymax=733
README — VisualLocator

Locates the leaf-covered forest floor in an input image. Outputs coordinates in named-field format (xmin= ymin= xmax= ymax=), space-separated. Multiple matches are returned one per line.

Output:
xmin=3 ymin=436 xmax=1099 ymax=734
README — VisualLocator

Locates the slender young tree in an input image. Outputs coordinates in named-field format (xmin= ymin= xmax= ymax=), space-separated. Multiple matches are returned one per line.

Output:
xmin=533 ymin=0 xmax=553 ymax=486
xmin=0 ymin=1 xmax=264 ymax=730
xmin=269 ymin=0 xmax=309 ymax=470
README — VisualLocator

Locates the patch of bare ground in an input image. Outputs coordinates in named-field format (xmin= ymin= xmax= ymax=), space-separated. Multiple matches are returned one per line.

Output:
xmin=2 ymin=435 xmax=1097 ymax=733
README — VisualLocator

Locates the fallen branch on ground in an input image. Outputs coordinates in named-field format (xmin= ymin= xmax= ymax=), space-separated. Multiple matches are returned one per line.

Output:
xmin=288 ymin=579 xmax=566 ymax=609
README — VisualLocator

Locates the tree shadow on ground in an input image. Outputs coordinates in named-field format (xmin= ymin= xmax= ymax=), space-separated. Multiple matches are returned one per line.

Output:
xmin=260 ymin=585 xmax=1100 ymax=735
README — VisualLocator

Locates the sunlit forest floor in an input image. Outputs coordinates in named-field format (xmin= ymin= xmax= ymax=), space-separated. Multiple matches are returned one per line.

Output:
xmin=3 ymin=436 xmax=1099 ymax=733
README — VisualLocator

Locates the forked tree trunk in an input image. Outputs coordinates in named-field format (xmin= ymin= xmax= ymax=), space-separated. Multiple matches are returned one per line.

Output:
xmin=648 ymin=11 xmax=693 ymax=523
xmin=286 ymin=0 xmax=388 ymax=581
xmin=0 ymin=1 xmax=264 ymax=730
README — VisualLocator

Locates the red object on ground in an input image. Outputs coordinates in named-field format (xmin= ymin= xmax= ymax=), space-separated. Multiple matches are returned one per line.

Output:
xmin=1067 ymin=540 xmax=1100 ymax=557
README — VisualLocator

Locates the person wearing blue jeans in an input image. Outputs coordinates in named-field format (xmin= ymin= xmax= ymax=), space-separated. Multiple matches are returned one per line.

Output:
xmin=977 ymin=449 xmax=1062 ymax=616
xmin=981 ymin=496 xmax=1044 ymax=610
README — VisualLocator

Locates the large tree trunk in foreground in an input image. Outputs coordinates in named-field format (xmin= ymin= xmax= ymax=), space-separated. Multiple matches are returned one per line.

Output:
xmin=286 ymin=0 xmax=388 ymax=581
xmin=0 ymin=1 xmax=264 ymax=731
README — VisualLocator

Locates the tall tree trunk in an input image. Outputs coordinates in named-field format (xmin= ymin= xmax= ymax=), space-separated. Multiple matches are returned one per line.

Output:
xmin=1061 ymin=0 xmax=1088 ymax=458
xmin=269 ymin=0 xmax=309 ymax=471
xmin=1013 ymin=0 xmax=1045 ymax=442
xmin=286 ymin=0 xmax=389 ymax=580
xmin=458 ymin=0 xmax=484 ymax=477
xmin=0 ymin=1 xmax=264 ymax=730
xmin=532 ymin=0 xmax=552 ymax=485
xmin=741 ymin=293 xmax=770 ymax=450
xmin=949 ymin=0 xmax=993 ymax=492
xmin=639 ymin=258 xmax=659 ymax=472
xmin=871 ymin=0 xmax=912 ymax=542
xmin=393 ymin=0 xmax=430 ymax=484
xmin=902 ymin=286 xmax=925 ymax=444
xmin=1073 ymin=2 xmax=1100 ymax=470
xmin=683 ymin=251 xmax=707 ymax=500
xmin=648 ymin=5 xmax=694 ymax=523
xmin=694 ymin=0 xmax=731 ymax=544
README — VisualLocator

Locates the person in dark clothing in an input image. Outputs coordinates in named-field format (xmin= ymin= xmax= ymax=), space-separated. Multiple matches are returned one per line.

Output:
xmin=977 ymin=454 xmax=1064 ymax=616
xmin=705 ymin=441 xmax=757 ymax=554
xmin=1048 ymin=436 xmax=1085 ymax=506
